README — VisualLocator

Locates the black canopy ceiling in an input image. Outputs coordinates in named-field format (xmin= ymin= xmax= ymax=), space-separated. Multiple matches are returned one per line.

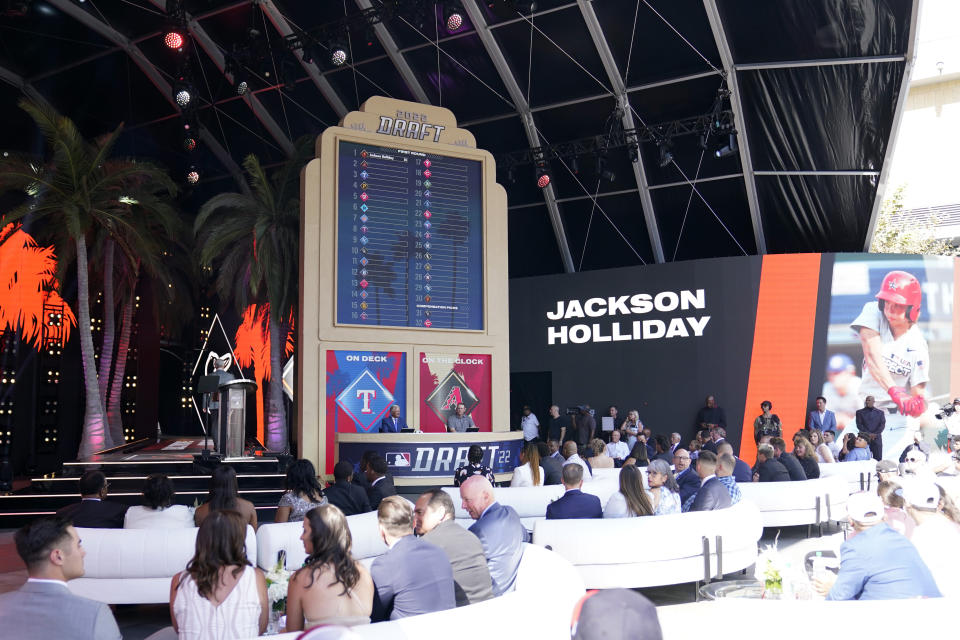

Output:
xmin=0 ymin=0 xmax=919 ymax=277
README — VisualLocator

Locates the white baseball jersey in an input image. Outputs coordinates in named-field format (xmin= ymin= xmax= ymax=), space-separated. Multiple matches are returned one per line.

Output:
xmin=851 ymin=301 xmax=930 ymax=409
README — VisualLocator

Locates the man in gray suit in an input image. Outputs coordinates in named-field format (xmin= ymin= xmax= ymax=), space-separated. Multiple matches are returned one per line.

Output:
xmin=460 ymin=475 xmax=525 ymax=596
xmin=413 ymin=489 xmax=494 ymax=607
xmin=0 ymin=515 xmax=121 ymax=639
xmin=370 ymin=496 xmax=456 ymax=621
xmin=685 ymin=450 xmax=732 ymax=512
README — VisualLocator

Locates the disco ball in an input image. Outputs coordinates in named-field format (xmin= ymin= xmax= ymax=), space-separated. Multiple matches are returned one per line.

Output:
xmin=183 ymin=138 xmax=197 ymax=152
xmin=330 ymin=48 xmax=347 ymax=66
xmin=175 ymin=90 xmax=191 ymax=107
xmin=164 ymin=31 xmax=184 ymax=50
xmin=186 ymin=171 xmax=199 ymax=184
xmin=446 ymin=13 xmax=463 ymax=32
xmin=537 ymin=173 xmax=550 ymax=189
xmin=237 ymin=81 xmax=249 ymax=96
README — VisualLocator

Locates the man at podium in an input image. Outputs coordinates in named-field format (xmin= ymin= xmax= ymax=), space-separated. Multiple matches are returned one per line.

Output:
xmin=380 ymin=405 xmax=409 ymax=433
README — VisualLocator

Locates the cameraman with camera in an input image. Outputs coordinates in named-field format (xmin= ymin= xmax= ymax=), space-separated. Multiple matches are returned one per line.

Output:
xmin=936 ymin=398 xmax=960 ymax=439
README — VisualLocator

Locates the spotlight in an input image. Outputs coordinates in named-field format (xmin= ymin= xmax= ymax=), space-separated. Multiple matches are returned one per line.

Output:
xmin=330 ymin=44 xmax=348 ymax=67
xmin=628 ymin=144 xmax=639 ymax=163
xmin=183 ymin=137 xmax=196 ymax=152
xmin=596 ymin=154 xmax=615 ymax=182
xmin=445 ymin=4 xmax=465 ymax=32
xmin=715 ymin=133 xmax=738 ymax=159
xmin=237 ymin=81 xmax=249 ymax=96
xmin=175 ymin=89 xmax=191 ymax=107
xmin=186 ymin=168 xmax=199 ymax=184
xmin=536 ymin=164 xmax=550 ymax=189
xmin=657 ymin=140 xmax=673 ymax=168
xmin=163 ymin=30 xmax=185 ymax=51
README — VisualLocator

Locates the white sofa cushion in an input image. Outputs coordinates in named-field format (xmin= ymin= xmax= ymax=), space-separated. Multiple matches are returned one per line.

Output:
xmin=739 ymin=475 xmax=848 ymax=527
xmin=819 ymin=460 xmax=877 ymax=493
xmin=68 ymin=525 xmax=256 ymax=604
xmin=532 ymin=501 xmax=763 ymax=589
xmin=257 ymin=511 xmax=388 ymax=571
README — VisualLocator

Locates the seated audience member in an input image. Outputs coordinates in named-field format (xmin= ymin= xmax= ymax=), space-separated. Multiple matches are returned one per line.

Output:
xmin=838 ymin=432 xmax=856 ymax=461
xmin=793 ymin=436 xmax=821 ymax=479
xmin=604 ymin=464 xmax=653 ymax=518
xmin=770 ymin=437 xmax=806 ymax=481
xmin=365 ymin=456 xmax=397 ymax=511
xmin=275 ymin=459 xmax=328 ymax=523
xmin=546 ymin=464 xmax=603 ymax=520
xmin=562 ymin=440 xmax=593 ymax=478
xmin=324 ymin=461 xmax=372 ymax=516
xmin=687 ymin=439 xmax=701 ymax=460
xmin=683 ymin=451 xmax=732 ymax=512
xmin=754 ymin=444 xmax=791 ymax=482
xmin=570 ymin=588 xmax=663 ymax=640
xmin=814 ymin=492 xmax=941 ymax=600
xmin=171 ymin=510 xmax=268 ymax=638
xmin=585 ymin=438 xmax=614 ymax=470
xmin=537 ymin=442 xmax=563 ymax=485
xmin=459 ymin=475 xmax=525 ymax=596
xmin=370 ymin=496 xmax=455 ymax=621
xmin=672 ymin=448 xmax=700 ymax=505
xmin=937 ymin=485 xmax=960 ymax=525
xmin=876 ymin=480 xmax=914 ymax=538
xmin=652 ymin=435 xmax=673 ymax=463
xmin=194 ymin=465 xmax=258 ymax=530
xmin=124 ymin=473 xmax=193 ymax=529
xmin=876 ymin=459 xmax=899 ymax=484
xmin=646 ymin=459 xmax=681 ymax=515
xmin=352 ymin=450 xmax=378 ymax=491
xmin=510 ymin=442 xmax=545 ymax=487
xmin=642 ymin=429 xmax=657 ymax=460
xmin=669 ymin=432 xmax=682 ymax=455
xmin=453 ymin=445 xmax=496 ymax=487
xmin=56 ymin=470 xmax=128 ymax=529
xmin=715 ymin=454 xmax=742 ymax=505
xmin=902 ymin=481 xmax=960 ymax=597
xmin=605 ymin=429 xmax=630 ymax=462
xmin=823 ymin=429 xmax=841 ymax=459
xmin=285 ymin=505 xmax=374 ymax=631
xmin=0 ymin=516 xmax=121 ymax=639
xmin=413 ymin=489 xmax=494 ymax=607
xmin=716 ymin=442 xmax=752 ymax=484
xmin=844 ymin=433 xmax=873 ymax=462
xmin=702 ymin=427 xmax=725 ymax=454
xmin=624 ymin=441 xmax=650 ymax=468
xmin=622 ymin=411 xmax=641 ymax=449
xmin=546 ymin=438 xmax=564 ymax=461
xmin=809 ymin=429 xmax=836 ymax=463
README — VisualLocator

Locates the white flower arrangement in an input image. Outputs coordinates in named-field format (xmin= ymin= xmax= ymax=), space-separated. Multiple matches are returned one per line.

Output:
xmin=265 ymin=556 xmax=292 ymax=612
xmin=754 ymin=544 xmax=785 ymax=597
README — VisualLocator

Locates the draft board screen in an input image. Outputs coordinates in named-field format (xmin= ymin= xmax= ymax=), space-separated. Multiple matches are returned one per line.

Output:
xmin=335 ymin=140 xmax=484 ymax=330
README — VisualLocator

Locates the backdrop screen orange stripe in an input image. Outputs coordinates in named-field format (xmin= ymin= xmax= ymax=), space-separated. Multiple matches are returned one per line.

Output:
xmin=739 ymin=254 xmax=822 ymax=464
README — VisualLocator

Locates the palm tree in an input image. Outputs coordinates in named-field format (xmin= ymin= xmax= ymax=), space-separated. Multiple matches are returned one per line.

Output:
xmin=195 ymin=137 xmax=312 ymax=452
xmin=0 ymin=99 xmax=176 ymax=458
xmin=0 ymin=222 xmax=77 ymax=349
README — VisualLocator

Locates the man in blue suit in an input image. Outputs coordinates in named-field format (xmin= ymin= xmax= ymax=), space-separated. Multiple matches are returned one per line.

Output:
xmin=815 ymin=492 xmax=940 ymax=600
xmin=370 ymin=496 xmax=456 ymax=621
xmin=808 ymin=396 xmax=837 ymax=432
xmin=673 ymin=448 xmax=700 ymax=505
xmin=380 ymin=404 xmax=408 ymax=433
xmin=460 ymin=475 xmax=525 ymax=596
xmin=545 ymin=464 xmax=602 ymax=520
xmin=717 ymin=442 xmax=753 ymax=483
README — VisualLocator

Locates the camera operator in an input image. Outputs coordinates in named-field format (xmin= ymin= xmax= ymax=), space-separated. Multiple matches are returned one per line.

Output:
xmin=936 ymin=399 xmax=960 ymax=438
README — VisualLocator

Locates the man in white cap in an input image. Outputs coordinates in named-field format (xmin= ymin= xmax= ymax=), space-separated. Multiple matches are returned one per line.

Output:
xmin=902 ymin=480 xmax=960 ymax=597
xmin=814 ymin=491 xmax=940 ymax=600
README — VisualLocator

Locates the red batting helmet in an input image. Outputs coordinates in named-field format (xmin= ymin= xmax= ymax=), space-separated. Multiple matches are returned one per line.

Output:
xmin=875 ymin=270 xmax=922 ymax=322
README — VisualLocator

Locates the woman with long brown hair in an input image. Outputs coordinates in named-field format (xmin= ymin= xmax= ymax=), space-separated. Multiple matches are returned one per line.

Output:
xmin=603 ymin=464 xmax=653 ymax=518
xmin=170 ymin=510 xmax=267 ymax=639
xmin=509 ymin=441 xmax=544 ymax=487
xmin=285 ymin=504 xmax=374 ymax=630
xmin=793 ymin=436 xmax=821 ymax=479
xmin=194 ymin=465 xmax=257 ymax=530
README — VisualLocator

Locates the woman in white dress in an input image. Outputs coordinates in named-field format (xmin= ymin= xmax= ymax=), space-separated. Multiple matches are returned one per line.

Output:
xmin=170 ymin=510 xmax=267 ymax=640
xmin=808 ymin=429 xmax=836 ymax=464
xmin=125 ymin=474 xmax=194 ymax=529
xmin=510 ymin=442 xmax=544 ymax=487
xmin=604 ymin=464 xmax=653 ymax=518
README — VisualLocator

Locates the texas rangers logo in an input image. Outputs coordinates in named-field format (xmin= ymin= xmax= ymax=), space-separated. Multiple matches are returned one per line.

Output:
xmin=336 ymin=369 xmax=395 ymax=433
xmin=425 ymin=370 xmax=479 ymax=421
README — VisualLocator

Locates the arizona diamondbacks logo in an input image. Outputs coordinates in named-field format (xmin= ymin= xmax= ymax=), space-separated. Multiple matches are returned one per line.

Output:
xmin=426 ymin=371 xmax=479 ymax=421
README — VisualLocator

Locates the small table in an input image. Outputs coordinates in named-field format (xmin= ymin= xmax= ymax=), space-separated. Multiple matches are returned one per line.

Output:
xmin=698 ymin=579 xmax=764 ymax=600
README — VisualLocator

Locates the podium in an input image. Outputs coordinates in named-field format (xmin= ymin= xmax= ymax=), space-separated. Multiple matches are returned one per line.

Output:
xmin=216 ymin=379 xmax=258 ymax=458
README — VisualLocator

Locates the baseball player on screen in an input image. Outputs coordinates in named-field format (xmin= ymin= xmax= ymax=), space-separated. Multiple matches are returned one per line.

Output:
xmin=851 ymin=270 xmax=934 ymax=460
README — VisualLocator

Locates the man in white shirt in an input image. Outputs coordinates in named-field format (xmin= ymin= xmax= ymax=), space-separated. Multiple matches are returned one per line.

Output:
xmin=605 ymin=429 xmax=630 ymax=461
xmin=562 ymin=440 xmax=592 ymax=478
xmin=903 ymin=480 xmax=960 ymax=597
xmin=520 ymin=405 xmax=540 ymax=442
xmin=0 ymin=516 xmax=121 ymax=639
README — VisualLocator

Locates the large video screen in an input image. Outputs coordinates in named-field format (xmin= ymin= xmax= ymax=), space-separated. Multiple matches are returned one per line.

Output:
xmin=335 ymin=140 xmax=484 ymax=330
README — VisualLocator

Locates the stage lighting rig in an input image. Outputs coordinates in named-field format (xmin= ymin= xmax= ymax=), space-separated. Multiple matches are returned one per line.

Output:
xmin=715 ymin=133 xmax=738 ymax=159
xmin=186 ymin=168 xmax=200 ymax=184
xmin=536 ymin=164 xmax=551 ymax=189
xmin=183 ymin=137 xmax=197 ymax=152
xmin=657 ymin=139 xmax=674 ymax=168
xmin=445 ymin=2 xmax=465 ymax=32
xmin=329 ymin=40 xmax=349 ymax=67
xmin=163 ymin=28 xmax=186 ymax=51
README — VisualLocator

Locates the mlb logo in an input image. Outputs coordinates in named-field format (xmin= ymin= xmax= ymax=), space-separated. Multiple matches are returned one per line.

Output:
xmin=387 ymin=452 xmax=410 ymax=467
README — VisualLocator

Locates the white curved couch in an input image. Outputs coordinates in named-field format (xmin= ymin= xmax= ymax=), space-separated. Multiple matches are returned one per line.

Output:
xmin=819 ymin=460 xmax=877 ymax=493
xmin=257 ymin=511 xmax=387 ymax=571
xmin=255 ymin=543 xmax=585 ymax=640
xmin=738 ymin=475 xmax=848 ymax=528
xmin=441 ymin=480 xmax=620 ymax=529
xmin=68 ymin=525 xmax=257 ymax=604
xmin=531 ymin=501 xmax=763 ymax=589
